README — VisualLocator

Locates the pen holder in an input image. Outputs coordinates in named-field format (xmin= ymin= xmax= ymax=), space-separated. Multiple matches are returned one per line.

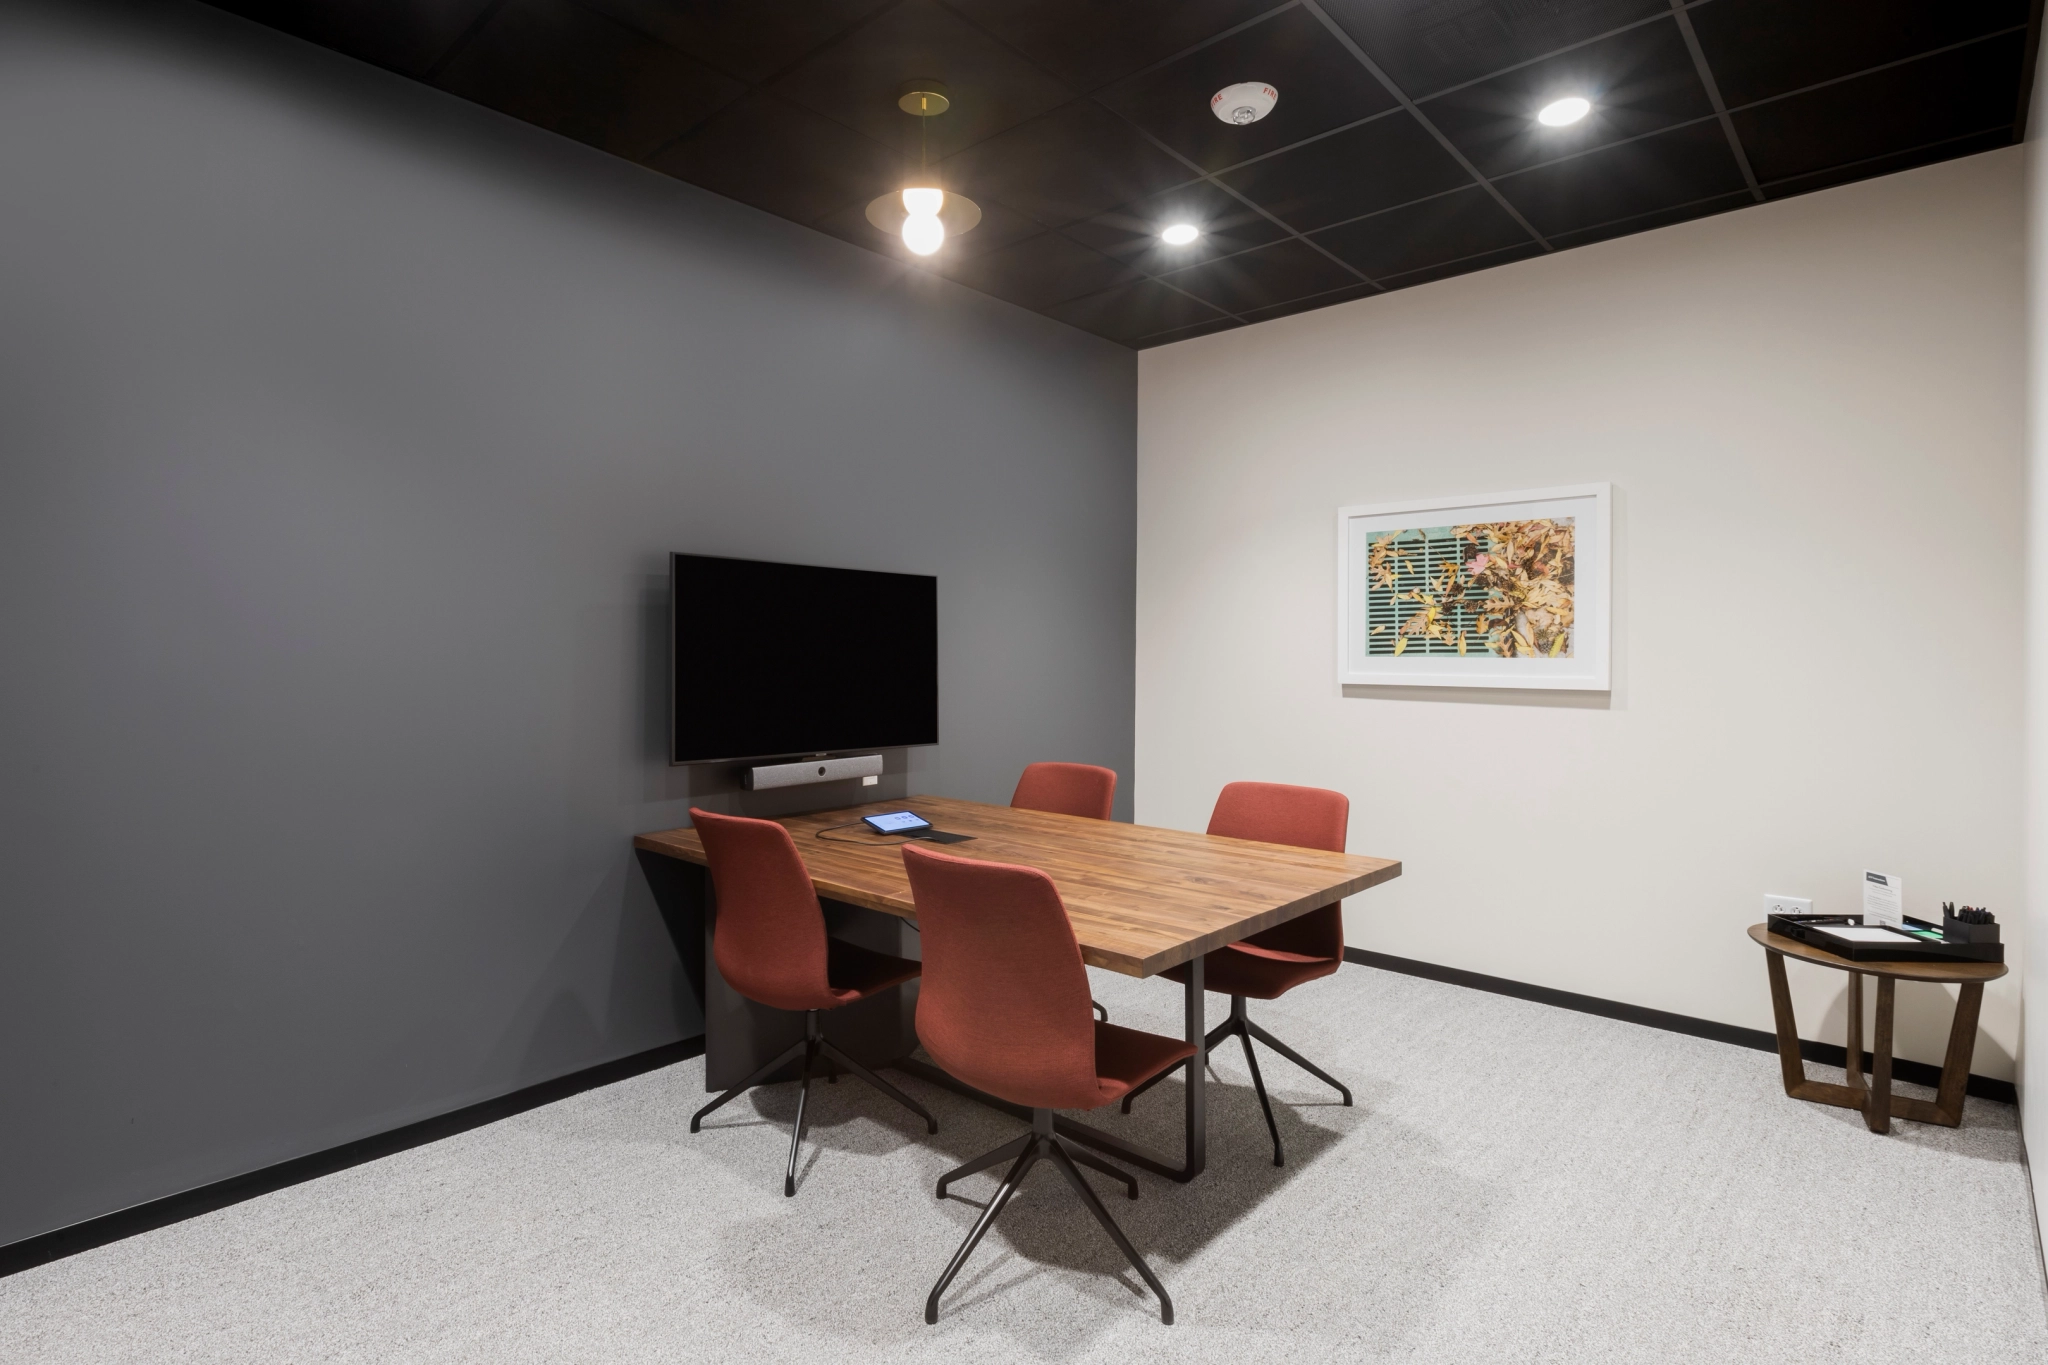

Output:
xmin=1943 ymin=913 xmax=1999 ymax=944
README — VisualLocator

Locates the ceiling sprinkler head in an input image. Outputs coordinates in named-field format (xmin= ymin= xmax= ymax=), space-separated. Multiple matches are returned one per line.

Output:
xmin=1211 ymin=82 xmax=1278 ymax=125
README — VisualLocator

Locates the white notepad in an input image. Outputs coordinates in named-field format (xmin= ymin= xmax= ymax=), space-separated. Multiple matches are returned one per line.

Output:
xmin=1827 ymin=925 xmax=1917 ymax=944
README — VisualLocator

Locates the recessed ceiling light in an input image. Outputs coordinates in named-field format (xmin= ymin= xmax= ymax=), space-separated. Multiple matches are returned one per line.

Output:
xmin=1161 ymin=223 xmax=1200 ymax=246
xmin=1537 ymin=96 xmax=1591 ymax=127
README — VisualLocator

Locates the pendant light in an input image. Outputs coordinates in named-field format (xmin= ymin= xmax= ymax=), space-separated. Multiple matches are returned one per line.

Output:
xmin=865 ymin=81 xmax=979 ymax=257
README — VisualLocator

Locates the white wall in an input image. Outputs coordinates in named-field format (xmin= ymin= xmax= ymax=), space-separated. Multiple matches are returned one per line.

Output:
xmin=2023 ymin=59 xmax=2048 ymax=1249
xmin=1139 ymin=148 xmax=2024 ymax=1079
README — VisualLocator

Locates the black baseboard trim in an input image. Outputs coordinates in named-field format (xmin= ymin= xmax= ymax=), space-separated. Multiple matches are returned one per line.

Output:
xmin=1344 ymin=948 xmax=2017 ymax=1106
xmin=0 ymin=1034 xmax=706 ymax=1280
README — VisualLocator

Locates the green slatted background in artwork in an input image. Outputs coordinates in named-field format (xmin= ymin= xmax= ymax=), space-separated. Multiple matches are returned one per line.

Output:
xmin=1365 ymin=527 xmax=1488 ymax=656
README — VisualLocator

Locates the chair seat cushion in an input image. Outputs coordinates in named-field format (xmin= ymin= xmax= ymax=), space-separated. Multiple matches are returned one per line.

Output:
xmin=1162 ymin=940 xmax=1341 ymax=1000
xmin=1092 ymin=1021 xmax=1196 ymax=1104
xmin=825 ymin=938 xmax=921 ymax=1004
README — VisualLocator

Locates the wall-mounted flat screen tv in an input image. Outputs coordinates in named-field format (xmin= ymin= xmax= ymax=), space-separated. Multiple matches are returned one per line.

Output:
xmin=670 ymin=553 xmax=938 ymax=765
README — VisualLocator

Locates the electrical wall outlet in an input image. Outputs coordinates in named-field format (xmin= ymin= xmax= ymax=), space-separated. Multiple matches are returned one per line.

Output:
xmin=1762 ymin=893 xmax=1812 ymax=918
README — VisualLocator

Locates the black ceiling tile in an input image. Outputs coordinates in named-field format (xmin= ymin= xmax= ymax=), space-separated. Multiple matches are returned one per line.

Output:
xmin=1418 ymin=18 xmax=1712 ymax=178
xmin=810 ymin=192 xmax=1046 ymax=262
xmin=1691 ymin=0 xmax=2030 ymax=110
xmin=1098 ymin=6 xmax=1399 ymax=173
xmin=1235 ymin=281 xmax=1377 ymax=323
xmin=1493 ymin=118 xmax=1745 ymax=238
xmin=650 ymin=92 xmax=901 ymax=224
xmin=934 ymin=231 xmax=1144 ymax=310
xmin=766 ymin=0 xmax=1075 ymax=161
xmin=576 ymin=0 xmax=896 ymax=84
xmin=1216 ymin=111 xmax=1472 ymax=232
xmin=942 ymin=100 xmax=1191 ymax=228
xmin=1132 ymin=317 xmax=1248 ymax=348
xmin=1376 ymin=240 xmax=1546 ymax=291
xmin=227 ymin=0 xmax=2042 ymax=327
xmin=1317 ymin=0 xmax=1669 ymax=100
xmin=1062 ymin=180 xmax=1288 ymax=272
xmin=1045 ymin=279 xmax=1228 ymax=344
xmin=1543 ymin=188 xmax=1752 ymax=250
xmin=208 ymin=0 xmax=495 ymax=78
xmin=432 ymin=0 xmax=746 ymax=161
xmin=1308 ymin=185 xmax=1531 ymax=278
xmin=1159 ymin=237 xmax=1361 ymax=314
xmin=945 ymin=0 xmax=1284 ymax=92
xmin=1731 ymin=33 xmax=2025 ymax=185
xmin=1761 ymin=128 xmax=2017 ymax=202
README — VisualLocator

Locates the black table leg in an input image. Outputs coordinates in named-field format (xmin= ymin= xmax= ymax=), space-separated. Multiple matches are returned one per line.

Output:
xmin=1183 ymin=953 xmax=1206 ymax=1179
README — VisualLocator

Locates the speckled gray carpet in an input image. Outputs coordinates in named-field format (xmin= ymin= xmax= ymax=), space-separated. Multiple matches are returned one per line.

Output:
xmin=4 ymin=965 xmax=2044 ymax=1363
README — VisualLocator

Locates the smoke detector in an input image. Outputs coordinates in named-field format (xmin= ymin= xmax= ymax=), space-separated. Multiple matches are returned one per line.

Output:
xmin=1211 ymin=82 xmax=1277 ymax=125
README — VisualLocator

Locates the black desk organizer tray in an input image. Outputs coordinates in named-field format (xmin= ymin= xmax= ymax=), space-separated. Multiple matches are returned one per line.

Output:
xmin=1767 ymin=913 xmax=2003 ymax=964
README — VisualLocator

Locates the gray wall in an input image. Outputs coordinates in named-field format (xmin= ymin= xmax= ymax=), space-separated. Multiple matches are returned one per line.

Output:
xmin=0 ymin=0 xmax=1136 ymax=1247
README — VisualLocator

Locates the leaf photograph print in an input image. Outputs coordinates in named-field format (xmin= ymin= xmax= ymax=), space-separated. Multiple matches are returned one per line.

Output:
xmin=1364 ymin=519 xmax=1575 ymax=658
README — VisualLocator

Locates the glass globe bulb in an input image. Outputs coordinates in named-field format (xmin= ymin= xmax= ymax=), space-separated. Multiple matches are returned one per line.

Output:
xmin=902 ymin=213 xmax=946 ymax=256
xmin=1537 ymin=96 xmax=1591 ymax=127
xmin=1161 ymin=223 xmax=1200 ymax=246
xmin=901 ymin=187 xmax=945 ymax=217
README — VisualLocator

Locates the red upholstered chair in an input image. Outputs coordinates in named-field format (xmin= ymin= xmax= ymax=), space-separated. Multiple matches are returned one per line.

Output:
xmin=1010 ymin=761 xmax=1116 ymax=821
xmin=687 ymin=808 xmax=936 ymax=1196
xmin=1010 ymin=761 xmax=1118 ymax=1021
xmin=902 ymin=844 xmax=1191 ymax=1326
xmin=1121 ymin=782 xmax=1353 ymax=1167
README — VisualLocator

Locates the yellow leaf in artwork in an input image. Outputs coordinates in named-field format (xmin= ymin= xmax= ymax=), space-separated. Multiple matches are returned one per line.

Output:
xmin=1393 ymin=635 xmax=1408 ymax=655
xmin=1456 ymin=633 xmax=1467 ymax=656
xmin=1548 ymin=631 xmax=1566 ymax=656
xmin=1370 ymin=624 xmax=1385 ymax=635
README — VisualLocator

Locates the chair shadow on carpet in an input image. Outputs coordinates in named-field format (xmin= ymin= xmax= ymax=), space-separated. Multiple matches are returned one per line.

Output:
xmin=702 ymin=1052 xmax=1500 ymax=1354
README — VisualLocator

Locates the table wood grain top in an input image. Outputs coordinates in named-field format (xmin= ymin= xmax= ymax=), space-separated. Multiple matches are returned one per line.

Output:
xmin=636 ymin=795 xmax=1401 ymax=978
xmin=1747 ymin=924 xmax=2008 ymax=982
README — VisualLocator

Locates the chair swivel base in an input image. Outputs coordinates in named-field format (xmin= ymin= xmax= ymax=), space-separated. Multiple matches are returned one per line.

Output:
xmin=1119 ymin=993 xmax=1349 ymax=1167
xmin=926 ymin=1108 xmax=1171 ymax=1325
xmin=691 ymin=1008 xmax=936 ymax=1197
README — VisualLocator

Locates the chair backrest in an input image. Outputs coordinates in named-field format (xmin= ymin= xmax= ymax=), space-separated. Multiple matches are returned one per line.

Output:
xmin=690 ymin=808 xmax=834 ymax=1012
xmin=1010 ymin=762 xmax=1116 ymax=821
xmin=900 ymin=844 xmax=1105 ymax=1111
xmin=1207 ymin=782 xmax=1349 ymax=960
xmin=1207 ymin=781 xmax=1348 ymax=853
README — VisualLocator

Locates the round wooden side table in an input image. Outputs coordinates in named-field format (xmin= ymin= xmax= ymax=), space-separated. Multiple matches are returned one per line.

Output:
xmin=1747 ymin=923 xmax=2007 ymax=1133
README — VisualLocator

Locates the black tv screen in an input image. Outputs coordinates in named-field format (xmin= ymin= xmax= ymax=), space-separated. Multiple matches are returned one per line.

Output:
xmin=670 ymin=553 xmax=938 ymax=764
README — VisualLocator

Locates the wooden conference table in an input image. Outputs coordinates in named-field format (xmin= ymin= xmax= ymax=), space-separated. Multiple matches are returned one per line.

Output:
xmin=635 ymin=795 xmax=1400 ymax=1181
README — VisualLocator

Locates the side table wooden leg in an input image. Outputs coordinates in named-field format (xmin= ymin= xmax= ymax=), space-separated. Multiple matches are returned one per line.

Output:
xmin=1929 ymin=982 xmax=1984 ymax=1127
xmin=1765 ymin=951 xmax=1806 ymax=1096
xmin=1866 ymin=977 xmax=1896 ymax=1134
xmin=1844 ymin=970 xmax=1865 ymax=1105
xmin=1760 ymin=946 xmax=1862 ymax=1111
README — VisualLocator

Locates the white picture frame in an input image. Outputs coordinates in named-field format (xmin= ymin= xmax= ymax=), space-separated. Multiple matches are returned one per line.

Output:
xmin=1337 ymin=483 xmax=1611 ymax=691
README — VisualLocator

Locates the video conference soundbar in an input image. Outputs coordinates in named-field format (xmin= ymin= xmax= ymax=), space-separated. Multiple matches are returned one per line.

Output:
xmin=740 ymin=754 xmax=884 ymax=791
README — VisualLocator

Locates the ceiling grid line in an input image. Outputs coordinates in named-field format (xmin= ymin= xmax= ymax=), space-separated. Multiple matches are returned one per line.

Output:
xmin=1667 ymin=0 xmax=1763 ymax=202
xmin=1092 ymin=104 xmax=1391 ymax=293
xmin=1723 ymin=24 xmax=2030 ymax=117
xmin=1405 ymin=0 xmax=1716 ymax=107
xmin=1755 ymin=122 xmax=2020 ymax=195
xmin=1295 ymin=0 xmax=1553 ymax=252
xmin=422 ymin=0 xmax=511 ymax=81
xmin=636 ymin=0 xmax=916 ymax=183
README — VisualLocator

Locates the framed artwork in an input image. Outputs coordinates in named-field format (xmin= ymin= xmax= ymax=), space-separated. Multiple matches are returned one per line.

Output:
xmin=1337 ymin=483 xmax=1611 ymax=690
